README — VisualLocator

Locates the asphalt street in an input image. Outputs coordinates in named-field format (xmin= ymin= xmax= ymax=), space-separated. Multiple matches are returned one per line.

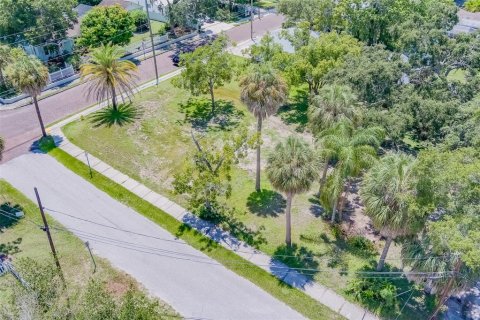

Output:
xmin=0 ymin=153 xmax=304 ymax=320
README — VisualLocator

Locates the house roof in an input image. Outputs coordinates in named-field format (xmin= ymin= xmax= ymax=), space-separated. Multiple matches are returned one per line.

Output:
xmin=67 ymin=4 xmax=94 ymax=38
xmin=99 ymin=0 xmax=132 ymax=9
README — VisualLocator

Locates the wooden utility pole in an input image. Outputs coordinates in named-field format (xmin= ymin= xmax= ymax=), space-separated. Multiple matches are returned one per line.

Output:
xmin=34 ymin=187 xmax=65 ymax=284
xmin=144 ymin=0 xmax=159 ymax=85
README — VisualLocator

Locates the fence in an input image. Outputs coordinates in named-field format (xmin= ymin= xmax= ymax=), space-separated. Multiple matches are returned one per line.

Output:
xmin=48 ymin=65 xmax=75 ymax=83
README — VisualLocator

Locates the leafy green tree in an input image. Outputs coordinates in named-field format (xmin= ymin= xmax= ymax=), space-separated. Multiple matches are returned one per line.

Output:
xmin=81 ymin=44 xmax=138 ymax=111
xmin=285 ymin=32 xmax=361 ymax=95
xmin=466 ymin=0 xmax=480 ymax=12
xmin=360 ymin=153 xmax=432 ymax=271
xmin=0 ymin=0 xmax=77 ymax=45
xmin=0 ymin=45 xmax=25 ymax=85
xmin=326 ymin=45 xmax=406 ymax=108
xmin=403 ymin=147 xmax=480 ymax=318
xmin=266 ymin=136 xmax=318 ymax=246
xmin=443 ymin=97 xmax=480 ymax=149
xmin=167 ymin=0 xmax=218 ymax=30
xmin=173 ymin=35 xmax=235 ymax=114
xmin=173 ymin=129 xmax=253 ymax=212
xmin=247 ymin=32 xmax=284 ymax=64
xmin=278 ymin=0 xmax=335 ymax=31
xmin=77 ymin=5 xmax=134 ymax=48
xmin=240 ymin=64 xmax=288 ymax=192
xmin=5 ymin=55 xmax=49 ymax=137
xmin=319 ymin=121 xmax=383 ymax=223
xmin=308 ymin=84 xmax=362 ymax=135
xmin=130 ymin=10 xmax=148 ymax=32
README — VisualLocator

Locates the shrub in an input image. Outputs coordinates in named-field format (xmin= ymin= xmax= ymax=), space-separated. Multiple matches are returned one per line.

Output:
xmin=465 ymin=0 xmax=480 ymax=12
xmin=130 ymin=10 xmax=149 ymax=32
xmin=347 ymin=236 xmax=377 ymax=257
xmin=347 ymin=276 xmax=399 ymax=314
xmin=216 ymin=8 xmax=231 ymax=22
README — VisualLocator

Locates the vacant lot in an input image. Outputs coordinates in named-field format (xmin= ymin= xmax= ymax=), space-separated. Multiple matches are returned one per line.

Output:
xmin=63 ymin=76 xmax=435 ymax=319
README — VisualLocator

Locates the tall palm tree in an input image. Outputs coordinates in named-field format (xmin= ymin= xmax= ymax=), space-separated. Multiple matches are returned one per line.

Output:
xmin=308 ymin=84 xmax=361 ymax=135
xmin=5 ymin=55 xmax=49 ymax=137
xmin=240 ymin=64 xmax=288 ymax=192
xmin=81 ymin=44 xmax=138 ymax=111
xmin=318 ymin=121 xmax=383 ymax=222
xmin=266 ymin=136 xmax=318 ymax=246
xmin=360 ymin=153 xmax=424 ymax=271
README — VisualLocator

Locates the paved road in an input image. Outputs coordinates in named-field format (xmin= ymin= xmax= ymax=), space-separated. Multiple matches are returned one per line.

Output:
xmin=0 ymin=153 xmax=304 ymax=320
xmin=0 ymin=14 xmax=284 ymax=163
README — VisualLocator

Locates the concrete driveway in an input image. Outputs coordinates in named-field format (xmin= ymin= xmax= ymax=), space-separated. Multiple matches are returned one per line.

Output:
xmin=0 ymin=153 xmax=304 ymax=320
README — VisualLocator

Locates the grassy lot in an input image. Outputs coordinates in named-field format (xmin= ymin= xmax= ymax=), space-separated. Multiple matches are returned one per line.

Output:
xmin=255 ymin=0 xmax=279 ymax=9
xmin=0 ymin=180 xmax=177 ymax=317
xmin=48 ymin=147 xmax=344 ymax=320
xmin=62 ymin=76 xmax=435 ymax=319
xmin=131 ymin=21 xmax=166 ymax=44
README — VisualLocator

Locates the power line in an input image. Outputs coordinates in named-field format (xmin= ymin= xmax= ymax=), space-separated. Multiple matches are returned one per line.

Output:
xmin=41 ymin=206 xmax=449 ymax=263
xmin=0 ymin=207 xmax=459 ymax=278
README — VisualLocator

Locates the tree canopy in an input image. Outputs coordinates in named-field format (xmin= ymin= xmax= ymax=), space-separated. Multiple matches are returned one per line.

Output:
xmin=0 ymin=0 xmax=77 ymax=45
xmin=77 ymin=5 xmax=134 ymax=48
xmin=172 ymin=35 xmax=235 ymax=113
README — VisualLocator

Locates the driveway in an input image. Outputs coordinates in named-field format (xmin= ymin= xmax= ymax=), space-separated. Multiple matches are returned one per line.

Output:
xmin=0 ymin=153 xmax=304 ymax=320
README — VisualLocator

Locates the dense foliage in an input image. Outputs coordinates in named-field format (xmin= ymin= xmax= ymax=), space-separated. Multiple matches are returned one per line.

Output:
xmin=0 ymin=0 xmax=77 ymax=45
xmin=77 ymin=5 xmax=134 ymax=48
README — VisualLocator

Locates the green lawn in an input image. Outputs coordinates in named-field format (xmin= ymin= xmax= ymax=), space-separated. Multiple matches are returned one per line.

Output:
xmin=62 ymin=76 xmax=435 ymax=319
xmin=255 ymin=0 xmax=279 ymax=9
xmin=0 ymin=180 xmax=177 ymax=317
xmin=125 ymin=21 xmax=167 ymax=52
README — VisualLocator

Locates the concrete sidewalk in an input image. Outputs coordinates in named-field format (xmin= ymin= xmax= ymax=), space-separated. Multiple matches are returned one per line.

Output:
xmin=45 ymin=123 xmax=377 ymax=320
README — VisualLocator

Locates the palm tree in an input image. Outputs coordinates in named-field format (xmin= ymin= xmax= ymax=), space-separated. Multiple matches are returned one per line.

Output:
xmin=308 ymin=84 xmax=361 ymax=135
xmin=360 ymin=153 xmax=423 ymax=271
xmin=240 ymin=64 xmax=288 ymax=192
xmin=318 ymin=121 xmax=383 ymax=222
xmin=266 ymin=136 xmax=318 ymax=246
xmin=81 ymin=44 xmax=138 ymax=111
xmin=5 ymin=55 xmax=49 ymax=137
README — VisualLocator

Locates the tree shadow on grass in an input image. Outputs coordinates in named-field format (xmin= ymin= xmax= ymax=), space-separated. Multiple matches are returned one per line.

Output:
xmin=0 ymin=202 xmax=23 ymax=231
xmin=277 ymin=88 xmax=309 ymax=132
xmin=246 ymin=189 xmax=286 ymax=217
xmin=90 ymin=103 xmax=141 ymax=127
xmin=273 ymin=244 xmax=319 ymax=281
xmin=179 ymin=98 xmax=244 ymax=131
xmin=308 ymin=197 xmax=326 ymax=218
xmin=176 ymin=206 xmax=267 ymax=250
xmin=30 ymin=135 xmax=63 ymax=154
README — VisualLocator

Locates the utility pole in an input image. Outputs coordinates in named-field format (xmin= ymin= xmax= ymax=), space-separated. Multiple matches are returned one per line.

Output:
xmin=144 ymin=0 xmax=159 ymax=85
xmin=34 ymin=187 xmax=65 ymax=285
xmin=250 ymin=0 xmax=254 ymax=40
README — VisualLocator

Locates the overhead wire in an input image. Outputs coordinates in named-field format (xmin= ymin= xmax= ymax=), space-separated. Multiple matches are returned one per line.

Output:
xmin=0 ymin=207 xmax=458 ymax=279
